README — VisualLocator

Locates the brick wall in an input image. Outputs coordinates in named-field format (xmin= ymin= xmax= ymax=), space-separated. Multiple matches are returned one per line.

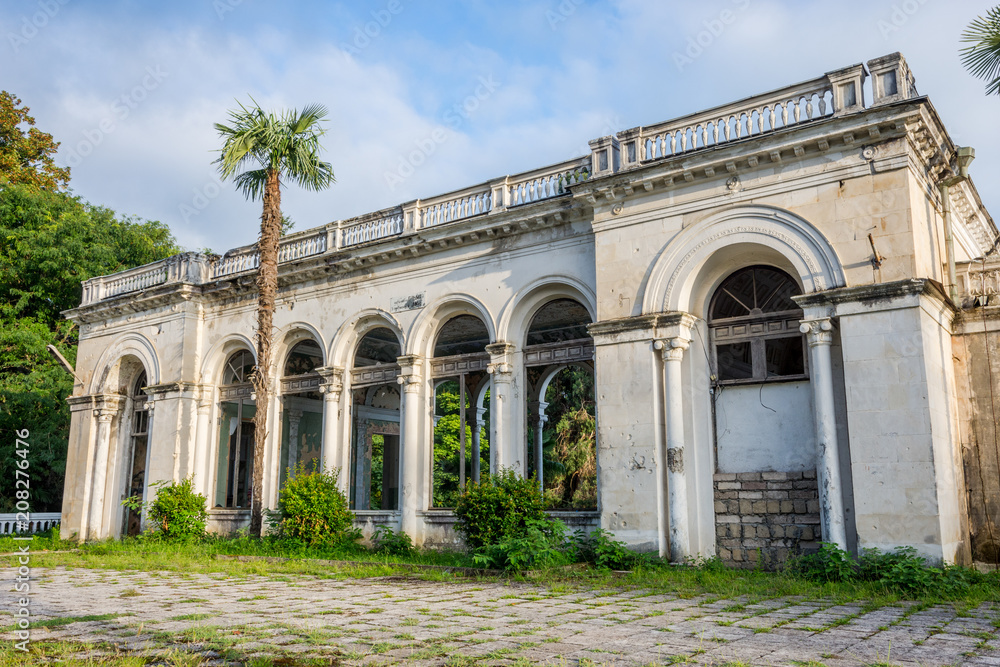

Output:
xmin=714 ymin=471 xmax=820 ymax=569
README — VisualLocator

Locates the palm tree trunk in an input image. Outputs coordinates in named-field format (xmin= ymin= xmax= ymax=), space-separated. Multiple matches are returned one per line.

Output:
xmin=250 ymin=168 xmax=282 ymax=537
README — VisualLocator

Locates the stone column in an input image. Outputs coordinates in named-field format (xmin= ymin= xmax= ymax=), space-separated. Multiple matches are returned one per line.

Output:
xmin=286 ymin=409 xmax=304 ymax=474
xmin=86 ymin=396 xmax=123 ymax=541
xmin=317 ymin=366 xmax=345 ymax=479
xmin=396 ymin=355 xmax=425 ymax=539
xmin=654 ymin=334 xmax=692 ymax=563
xmin=486 ymin=342 xmax=520 ymax=474
xmin=192 ymin=389 xmax=214 ymax=497
xmin=799 ymin=317 xmax=848 ymax=549
xmin=528 ymin=400 xmax=548 ymax=492
xmin=472 ymin=406 xmax=486 ymax=482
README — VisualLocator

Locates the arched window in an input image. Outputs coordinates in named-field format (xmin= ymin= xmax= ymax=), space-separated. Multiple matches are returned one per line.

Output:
xmin=349 ymin=328 xmax=403 ymax=511
xmin=431 ymin=315 xmax=492 ymax=508
xmin=523 ymin=299 xmax=596 ymax=510
xmin=279 ymin=340 xmax=324 ymax=489
xmin=216 ymin=350 xmax=256 ymax=509
xmin=122 ymin=371 xmax=149 ymax=536
xmin=709 ymin=266 xmax=805 ymax=383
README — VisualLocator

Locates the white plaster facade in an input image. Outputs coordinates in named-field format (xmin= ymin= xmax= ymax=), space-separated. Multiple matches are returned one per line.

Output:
xmin=61 ymin=53 xmax=996 ymax=565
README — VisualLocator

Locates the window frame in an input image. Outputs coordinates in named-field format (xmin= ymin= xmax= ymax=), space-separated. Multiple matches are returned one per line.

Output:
xmin=708 ymin=266 xmax=808 ymax=385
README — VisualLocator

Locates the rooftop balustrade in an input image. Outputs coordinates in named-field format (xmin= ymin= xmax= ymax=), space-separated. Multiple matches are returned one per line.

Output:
xmin=79 ymin=54 xmax=918 ymax=308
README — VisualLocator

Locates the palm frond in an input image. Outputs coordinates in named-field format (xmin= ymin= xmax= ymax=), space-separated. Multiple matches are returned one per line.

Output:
xmin=960 ymin=6 xmax=1000 ymax=95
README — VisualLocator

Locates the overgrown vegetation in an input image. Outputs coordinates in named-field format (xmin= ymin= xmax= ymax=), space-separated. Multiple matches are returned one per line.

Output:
xmin=122 ymin=477 xmax=208 ymax=542
xmin=273 ymin=463 xmax=359 ymax=547
xmin=789 ymin=542 xmax=989 ymax=597
xmin=453 ymin=469 xmax=546 ymax=550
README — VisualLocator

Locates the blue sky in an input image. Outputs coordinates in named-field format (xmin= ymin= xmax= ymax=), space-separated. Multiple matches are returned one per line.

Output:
xmin=3 ymin=0 xmax=998 ymax=253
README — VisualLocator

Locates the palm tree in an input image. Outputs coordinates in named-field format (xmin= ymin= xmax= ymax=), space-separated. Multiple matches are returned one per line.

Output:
xmin=961 ymin=6 xmax=1000 ymax=95
xmin=215 ymin=100 xmax=335 ymax=536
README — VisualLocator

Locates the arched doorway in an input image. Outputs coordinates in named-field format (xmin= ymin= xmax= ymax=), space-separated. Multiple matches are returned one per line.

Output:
xmin=523 ymin=298 xmax=596 ymax=510
xmin=431 ymin=314 xmax=492 ymax=507
xmin=278 ymin=340 xmax=325 ymax=488
xmin=350 ymin=328 xmax=402 ymax=511
xmin=215 ymin=349 xmax=256 ymax=509
xmin=121 ymin=371 xmax=150 ymax=536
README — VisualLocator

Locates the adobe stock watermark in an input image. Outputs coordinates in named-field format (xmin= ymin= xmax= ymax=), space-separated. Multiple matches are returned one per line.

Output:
xmin=546 ymin=0 xmax=585 ymax=30
xmin=7 ymin=0 xmax=70 ymax=53
xmin=213 ymin=0 xmax=243 ymax=20
xmin=341 ymin=0 xmax=404 ymax=56
xmin=673 ymin=0 xmax=752 ymax=72
xmin=64 ymin=65 xmax=168 ymax=168
xmin=876 ymin=0 xmax=930 ymax=39
xmin=383 ymin=74 xmax=501 ymax=191
xmin=179 ymin=172 xmax=226 ymax=224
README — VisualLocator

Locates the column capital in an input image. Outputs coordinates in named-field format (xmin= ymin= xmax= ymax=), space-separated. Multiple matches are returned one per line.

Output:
xmin=93 ymin=394 xmax=124 ymax=420
xmin=799 ymin=317 xmax=835 ymax=347
xmin=395 ymin=355 xmax=424 ymax=394
xmin=316 ymin=366 xmax=345 ymax=399
xmin=654 ymin=336 xmax=691 ymax=362
xmin=486 ymin=342 xmax=516 ymax=380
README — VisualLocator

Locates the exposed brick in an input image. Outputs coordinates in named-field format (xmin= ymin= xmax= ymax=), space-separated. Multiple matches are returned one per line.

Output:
xmin=751 ymin=500 xmax=767 ymax=513
xmin=716 ymin=491 xmax=738 ymax=500
xmin=742 ymin=482 xmax=767 ymax=490
xmin=766 ymin=501 xmax=781 ymax=513
xmin=779 ymin=501 xmax=794 ymax=513
xmin=716 ymin=482 xmax=740 ymax=491
xmin=764 ymin=490 xmax=789 ymax=500
xmin=806 ymin=500 xmax=820 ymax=514
xmin=761 ymin=471 xmax=789 ymax=481
xmin=718 ymin=548 xmax=731 ymax=560
xmin=714 ymin=473 xmax=738 ymax=482
xmin=716 ymin=514 xmax=740 ymax=524
xmin=737 ymin=472 xmax=762 ymax=481
xmin=793 ymin=481 xmax=818 ymax=490
xmin=770 ymin=482 xmax=794 ymax=490
xmin=800 ymin=514 xmax=821 ymax=525
xmin=790 ymin=490 xmax=815 ymax=499
xmin=738 ymin=491 xmax=763 ymax=500
xmin=802 ymin=469 xmax=817 ymax=479
xmin=714 ymin=501 xmax=727 ymax=513
xmin=743 ymin=514 xmax=764 ymax=523
xmin=739 ymin=500 xmax=753 ymax=514
xmin=793 ymin=500 xmax=807 ymax=514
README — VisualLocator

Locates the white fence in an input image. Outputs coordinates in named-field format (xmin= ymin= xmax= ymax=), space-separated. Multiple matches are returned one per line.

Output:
xmin=0 ymin=512 xmax=61 ymax=535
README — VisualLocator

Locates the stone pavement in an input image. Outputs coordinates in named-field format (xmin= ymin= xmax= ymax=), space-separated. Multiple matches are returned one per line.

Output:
xmin=14 ymin=567 xmax=1000 ymax=666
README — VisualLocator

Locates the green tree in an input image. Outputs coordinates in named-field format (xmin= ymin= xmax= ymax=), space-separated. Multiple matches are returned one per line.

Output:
xmin=215 ymin=100 xmax=335 ymax=536
xmin=961 ymin=6 xmax=1000 ymax=95
xmin=0 ymin=91 xmax=70 ymax=190
xmin=0 ymin=184 xmax=179 ymax=511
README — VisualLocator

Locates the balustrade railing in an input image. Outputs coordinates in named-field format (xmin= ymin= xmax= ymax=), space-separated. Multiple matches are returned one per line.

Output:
xmin=341 ymin=209 xmax=404 ymax=247
xmin=633 ymin=78 xmax=834 ymax=162
xmin=960 ymin=261 xmax=1000 ymax=299
xmin=103 ymin=263 xmax=168 ymax=298
xmin=507 ymin=160 xmax=590 ymax=207
xmin=210 ymin=229 xmax=327 ymax=279
xmin=0 ymin=512 xmax=61 ymax=535
xmin=420 ymin=188 xmax=493 ymax=228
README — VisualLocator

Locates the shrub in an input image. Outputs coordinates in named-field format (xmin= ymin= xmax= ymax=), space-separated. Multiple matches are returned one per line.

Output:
xmin=275 ymin=463 xmax=358 ymax=547
xmin=454 ymin=469 xmax=546 ymax=551
xmin=142 ymin=477 xmax=208 ymax=541
xmin=371 ymin=525 xmax=414 ymax=556
xmin=571 ymin=528 xmax=637 ymax=570
xmin=786 ymin=542 xmax=856 ymax=582
xmin=473 ymin=518 xmax=571 ymax=571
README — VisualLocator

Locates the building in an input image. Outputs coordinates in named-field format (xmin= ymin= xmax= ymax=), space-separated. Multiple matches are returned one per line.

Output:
xmin=61 ymin=53 xmax=999 ymax=567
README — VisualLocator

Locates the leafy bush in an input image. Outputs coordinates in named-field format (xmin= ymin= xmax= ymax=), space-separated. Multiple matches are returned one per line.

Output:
xmin=472 ymin=518 xmax=572 ymax=571
xmin=275 ymin=463 xmax=359 ymax=547
xmin=787 ymin=541 xmax=856 ymax=582
xmin=789 ymin=542 xmax=987 ymax=597
xmin=454 ymin=469 xmax=546 ymax=550
xmin=571 ymin=528 xmax=637 ymax=570
xmin=371 ymin=525 xmax=414 ymax=556
xmin=127 ymin=477 xmax=207 ymax=541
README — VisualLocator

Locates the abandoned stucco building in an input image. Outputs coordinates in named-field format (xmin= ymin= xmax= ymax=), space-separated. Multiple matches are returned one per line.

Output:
xmin=61 ymin=53 xmax=1000 ymax=567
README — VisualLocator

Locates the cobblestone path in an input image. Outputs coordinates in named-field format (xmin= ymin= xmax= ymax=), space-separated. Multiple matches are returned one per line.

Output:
xmin=15 ymin=567 xmax=1000 ymax=666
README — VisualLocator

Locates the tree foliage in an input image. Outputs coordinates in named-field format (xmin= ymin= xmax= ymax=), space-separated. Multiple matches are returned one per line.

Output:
xmin=0 ymin=184 xmax=179 ymax=511
xmin=961 ymin=6 xmax=1000 ymax=95
xmin=0 ymin=91 xmax=70 ymax=191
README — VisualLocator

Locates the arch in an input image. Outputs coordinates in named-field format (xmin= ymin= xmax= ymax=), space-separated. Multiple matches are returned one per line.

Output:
xmin=200 ymin=334 xmax=257 ymax=385
xmin=642 ymin=205 xmax=845 ymax=315
xmin=273 ymin=322 xmax=327 ymax=375
xmin=328 ymin=309 xmax=405 ymax=369
xmin=88 ymin=333 xmax=160 ymax=395
xmin=406 ymin=294 xmax=497 ymax=358
xmin=497 ymin=276 xmax=596 ymax=347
